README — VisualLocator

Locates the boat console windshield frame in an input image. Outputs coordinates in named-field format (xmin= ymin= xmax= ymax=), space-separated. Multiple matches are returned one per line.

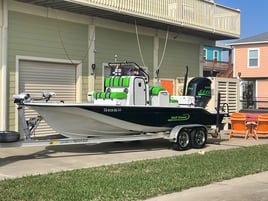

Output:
xmin=108 ymin=61 xmax=149 ymax=82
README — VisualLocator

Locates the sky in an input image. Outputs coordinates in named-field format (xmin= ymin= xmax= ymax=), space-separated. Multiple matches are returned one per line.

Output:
xmin=216 ymin=0 xmax=268 ymax=40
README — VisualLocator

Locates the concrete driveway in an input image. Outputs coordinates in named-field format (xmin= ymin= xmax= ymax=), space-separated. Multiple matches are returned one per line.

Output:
xmin=0 ymin=136 xmax=231 ymax=179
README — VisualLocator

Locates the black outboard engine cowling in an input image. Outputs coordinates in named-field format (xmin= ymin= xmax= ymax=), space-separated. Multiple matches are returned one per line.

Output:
xmin=186 ymin=77 xmax=211 ymax=108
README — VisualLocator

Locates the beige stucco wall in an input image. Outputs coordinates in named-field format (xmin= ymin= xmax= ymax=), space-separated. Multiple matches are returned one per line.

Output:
xmin=234 ymin=44 xmax=268 ymax=78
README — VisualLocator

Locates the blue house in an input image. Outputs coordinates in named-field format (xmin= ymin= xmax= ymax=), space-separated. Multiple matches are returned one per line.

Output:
xmin=203 ymin=46 xmax=223 ymax=61
xmin=203 ymin=42 xmax=232 ymax=77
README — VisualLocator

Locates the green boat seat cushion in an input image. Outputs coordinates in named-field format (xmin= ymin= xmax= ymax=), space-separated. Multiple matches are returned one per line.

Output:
xmin=93 ymin=92 xmax=127 ymax=99
xmin=169 ymin=98 xmax=178 ymax=103
xmin=150 ymin=86 xmax=166 ymax=95
xmin=105 ymin=77 xmax=130 ymax=87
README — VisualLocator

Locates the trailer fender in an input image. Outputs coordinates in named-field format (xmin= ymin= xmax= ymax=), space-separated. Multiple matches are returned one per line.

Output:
xmin=169 ymin=124 xmax=206 ymax=142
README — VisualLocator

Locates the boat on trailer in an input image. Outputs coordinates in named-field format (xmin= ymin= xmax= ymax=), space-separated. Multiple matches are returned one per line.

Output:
xmin=9 ymin=61 xmax=227 ymax=150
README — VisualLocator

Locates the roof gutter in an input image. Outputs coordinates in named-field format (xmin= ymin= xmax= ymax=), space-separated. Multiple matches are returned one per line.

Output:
xmin=230 ymin=41 xmax=268 ymax=46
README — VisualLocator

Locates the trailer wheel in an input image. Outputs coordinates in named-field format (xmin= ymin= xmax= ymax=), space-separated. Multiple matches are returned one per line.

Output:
xmin=191 ymin=127 xmax=207 ymax=149
xmin=0 ymin=131 xmax=20 ymax=143
xmin=173 ymin=128 xmax=191 ymax=151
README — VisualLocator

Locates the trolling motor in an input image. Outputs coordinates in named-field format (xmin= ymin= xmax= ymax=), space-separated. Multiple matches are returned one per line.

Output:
xmin=43 ymin=92 xmax=56 ymax=102
xmin=13 ymin=91 xmax=56 ymax=104
xmin=13 ymin=93 xmax=31 ymax=104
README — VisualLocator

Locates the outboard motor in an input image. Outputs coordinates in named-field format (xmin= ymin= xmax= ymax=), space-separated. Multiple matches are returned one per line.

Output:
xmin=186 ymin=77 xmax=211 ymax=108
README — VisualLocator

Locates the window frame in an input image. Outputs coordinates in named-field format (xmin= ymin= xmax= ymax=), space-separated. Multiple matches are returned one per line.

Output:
xmin=248 ymin=48 xmax=260 ymax=68
xmin=213 ymin=50 xmax=219 ymax=61
xmin=203 ymin=48 xmax=208 ymax=60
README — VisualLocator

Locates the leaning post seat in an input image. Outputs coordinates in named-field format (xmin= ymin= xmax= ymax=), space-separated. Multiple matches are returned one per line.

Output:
xmin=104 ymin=77 xmax=130 ymax=89
xmin=87 ymin=76 xmax=131 ymax=104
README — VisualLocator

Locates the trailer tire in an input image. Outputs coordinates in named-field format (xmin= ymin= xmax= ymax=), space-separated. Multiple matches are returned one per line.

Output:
xmin=190 ymin=127 xmax=207 ymax=149
xmin=173 ymin=128 xmax=191 ymax=151
xmin=0 ymin=131 xmax=20 ymax=143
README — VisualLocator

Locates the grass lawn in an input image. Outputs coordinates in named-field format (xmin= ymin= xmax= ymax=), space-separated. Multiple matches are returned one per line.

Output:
xmin=1 ymin=145 xmax=268 ymax=201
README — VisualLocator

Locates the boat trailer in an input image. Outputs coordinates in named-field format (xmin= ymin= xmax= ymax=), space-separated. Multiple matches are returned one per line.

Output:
xmin=0 ymin=92 xmax=227 ymax=150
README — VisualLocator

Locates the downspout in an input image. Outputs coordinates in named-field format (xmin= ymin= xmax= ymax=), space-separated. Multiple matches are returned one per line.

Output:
xmin=88 ymin=23 xmax=95 ymax=92
xmin=0 ymin=0 xmax=7 ymax=130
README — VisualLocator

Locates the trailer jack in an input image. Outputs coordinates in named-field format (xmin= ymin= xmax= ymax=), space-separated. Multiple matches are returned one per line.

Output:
xmin=17 ymin=105 xmax=43 ymax=140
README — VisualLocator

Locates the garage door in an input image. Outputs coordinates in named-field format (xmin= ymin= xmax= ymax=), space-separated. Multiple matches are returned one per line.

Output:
xmin=19 ymin=60 xmax=77 ymax=137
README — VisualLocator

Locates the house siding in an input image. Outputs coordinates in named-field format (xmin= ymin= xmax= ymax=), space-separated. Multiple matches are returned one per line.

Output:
xmin=204 ymin=46 xmax=222 ymax=61
xmin=94 ymin=26 xmax=153 ymax=91
xmin=2 ymin=1 xmax=217 ymax=132
xmin=7 ymin=11 xmax=88 ymax=130
xmin=159 ymin=39 xmax=200 ymax=78
xmin=256 ymin=80 xmax=268 ymax=109
xmin=94 ymin=25 xmax=201 ymax=89
xmin=234 ymin=44 xmax=268 ymax=78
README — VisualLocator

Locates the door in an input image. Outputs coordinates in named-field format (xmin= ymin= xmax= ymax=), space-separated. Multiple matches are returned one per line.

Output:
xmin=133 ymin=78 xmax=146 ymax=105
xmin=241 ymin=80 xmax=255 ymax=109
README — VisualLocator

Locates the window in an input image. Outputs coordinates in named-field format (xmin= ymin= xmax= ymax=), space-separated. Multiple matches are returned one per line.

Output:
xmin=248 ymin=48 xmax=259 ymax=67
xmin=213 ymin=50 xmax=219 ymax=61
xmin=203 ymin=48 xmax=207 ymax=61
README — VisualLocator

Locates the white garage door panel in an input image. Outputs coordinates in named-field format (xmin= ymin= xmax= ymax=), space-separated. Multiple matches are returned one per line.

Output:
xmin=19 ymin=60 xmax=77 ymax=136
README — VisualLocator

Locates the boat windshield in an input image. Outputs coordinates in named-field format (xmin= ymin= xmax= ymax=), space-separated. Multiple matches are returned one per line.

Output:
xmin=108 ymin=62 xmax=148 ymax=80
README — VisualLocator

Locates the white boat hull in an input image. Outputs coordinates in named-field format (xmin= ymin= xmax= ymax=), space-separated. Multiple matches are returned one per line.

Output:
xmin=30 ymin=104 xmax=169 ymax=138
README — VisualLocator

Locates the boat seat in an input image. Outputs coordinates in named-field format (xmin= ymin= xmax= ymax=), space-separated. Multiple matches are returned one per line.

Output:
xmin=150 ymin=86 xmax=173 ymax=106
xmin=169 ymin=98 xmax=178 ymax=103
xmin=150 ymin=86 xmax=166 ymax=96
xmin=105 ymin=77 xmax=130 ymax=88
xmin=93 ymin=92 xmax=127 ymax=100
